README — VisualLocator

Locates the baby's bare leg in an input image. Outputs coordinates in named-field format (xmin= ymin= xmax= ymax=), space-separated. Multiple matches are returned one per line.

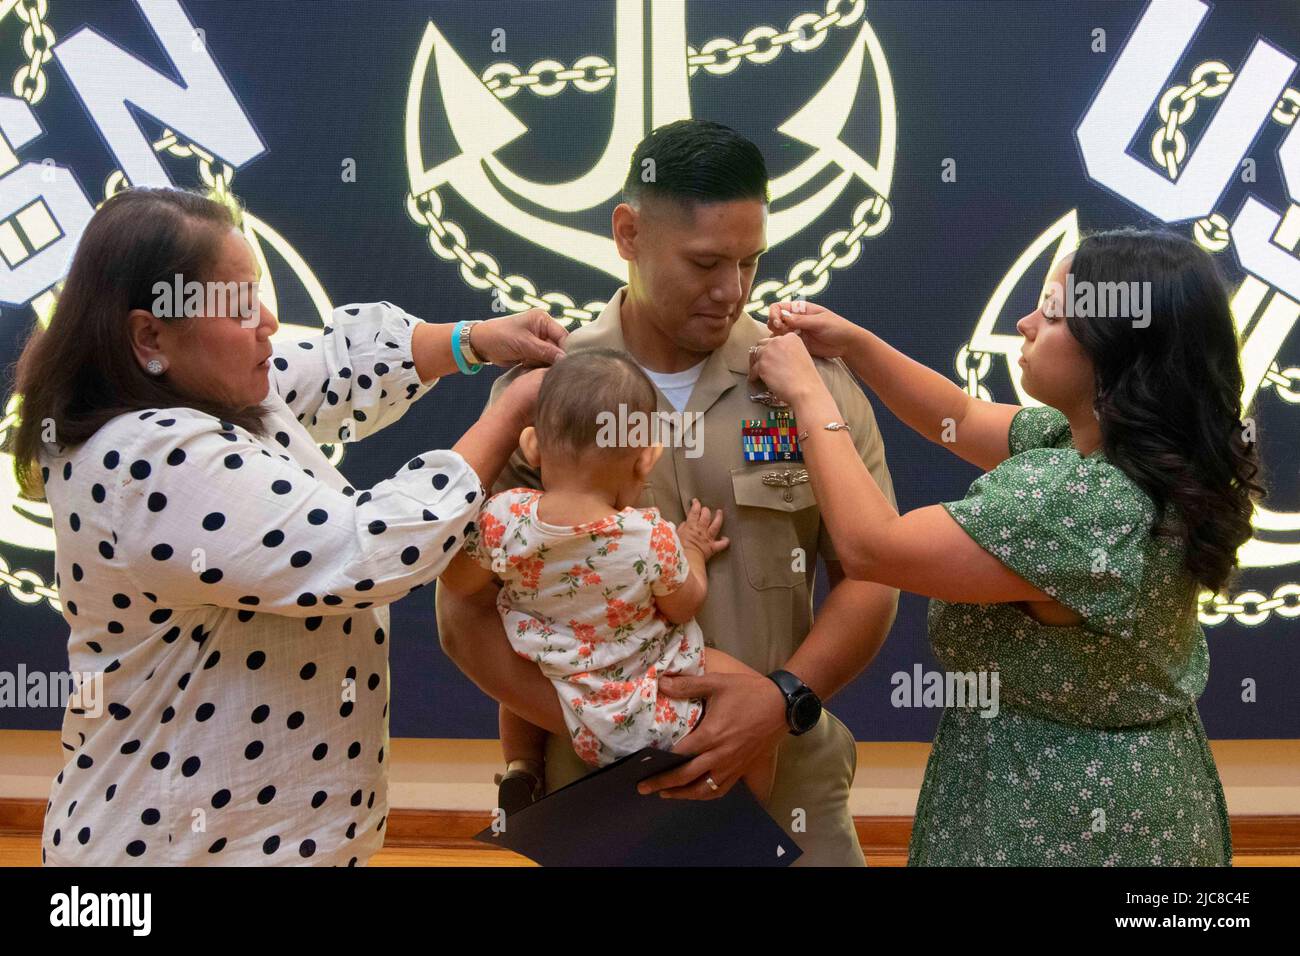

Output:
xmin=499 ymin=702 xmax=549 ymax=767
xmin=699 ymin=647 xmax=778 ymax=806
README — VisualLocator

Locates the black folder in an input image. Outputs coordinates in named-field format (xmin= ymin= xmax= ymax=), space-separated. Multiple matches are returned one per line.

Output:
xmin=473 ymin=746 xmax=802 ymax=866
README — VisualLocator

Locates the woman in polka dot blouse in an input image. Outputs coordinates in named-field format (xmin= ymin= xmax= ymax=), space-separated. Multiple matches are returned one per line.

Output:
xmin=747 ymin=230 xmax=1264 ymax=865
xmin=5 ymin=187 xmax=567 ymax=865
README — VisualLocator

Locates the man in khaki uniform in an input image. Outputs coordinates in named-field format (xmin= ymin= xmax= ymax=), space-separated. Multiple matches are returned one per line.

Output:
xmin=437 ymin=120 xmax=898 ymax=866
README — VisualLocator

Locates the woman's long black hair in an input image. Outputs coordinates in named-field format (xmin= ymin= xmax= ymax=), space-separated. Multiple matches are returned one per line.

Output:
xmin=1068 ymin=228 xmax=1265 ymax=595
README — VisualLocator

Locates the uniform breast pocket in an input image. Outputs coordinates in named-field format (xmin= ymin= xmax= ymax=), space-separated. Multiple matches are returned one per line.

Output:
xmin=729 ymin=466 xmax=818 ymax=590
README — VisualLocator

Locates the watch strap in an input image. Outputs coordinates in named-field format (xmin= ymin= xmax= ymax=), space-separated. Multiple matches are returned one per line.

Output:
xmin=767 ymin=669 xmax=821 ymax=735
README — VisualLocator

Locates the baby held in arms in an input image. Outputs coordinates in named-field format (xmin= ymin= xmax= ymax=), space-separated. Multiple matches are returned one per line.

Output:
xmin=439 ymin=348 xmax=776 ymax=815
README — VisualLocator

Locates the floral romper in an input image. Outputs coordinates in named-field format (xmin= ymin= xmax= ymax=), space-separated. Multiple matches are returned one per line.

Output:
xmin=462 ymin=489 xmax=704 ymax=767
xmin=910 ymin=405 xmax=1232 ymax=866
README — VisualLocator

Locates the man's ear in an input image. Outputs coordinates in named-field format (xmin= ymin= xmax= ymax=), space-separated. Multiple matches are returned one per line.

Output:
xmin=611 ymin=202 xmax=639 ymax=262
xmin=519 ymin=426 xmax=541 ymax=469
xmin=635 ymin=442 xmax=664 ymax=479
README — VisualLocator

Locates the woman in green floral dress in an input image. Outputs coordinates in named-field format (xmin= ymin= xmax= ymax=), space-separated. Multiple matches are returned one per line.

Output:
xmin=747 ymin=229 xmax=1263 ymax=865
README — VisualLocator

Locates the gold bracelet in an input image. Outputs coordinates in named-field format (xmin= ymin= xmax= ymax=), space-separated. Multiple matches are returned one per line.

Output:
xmin=462 ymin=319 xmax=486 ymax=367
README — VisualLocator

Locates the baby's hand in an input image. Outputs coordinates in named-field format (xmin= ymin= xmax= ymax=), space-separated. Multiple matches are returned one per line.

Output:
xmin=676 ymin=498 xmax=729 ymax=562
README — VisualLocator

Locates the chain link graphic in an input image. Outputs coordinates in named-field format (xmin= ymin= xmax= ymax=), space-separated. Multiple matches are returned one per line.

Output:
xmin=1156 ymin=61 xmax=1300 ymax=628
xmin=0 ymin=553 xmax=60 ymax=611
xmin=10 ymin=0 xmax=55 ymax=104
xmin=1151 ymin=59 xmax=1299 ymax=265
xmin=1198 ymin=583 xmax=1300 ymax=627
xmin=1149 ymin=60 xmax=1236 ymax=178
xmin=406 ymin=185 xmax=890 ymax=326
xmin=481 ymin=0 xmax=867 ymax=97
xmin=0 ymin=0 xmax=56 ymax=616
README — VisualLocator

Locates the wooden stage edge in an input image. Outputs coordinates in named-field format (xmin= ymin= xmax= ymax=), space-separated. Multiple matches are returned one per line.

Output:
xmin=1 ymin=798 xmax=1297 ymax=863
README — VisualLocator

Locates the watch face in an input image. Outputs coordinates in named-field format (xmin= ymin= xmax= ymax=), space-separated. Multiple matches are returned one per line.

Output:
xmin=792 ymin=694 xmax=821 ymax=733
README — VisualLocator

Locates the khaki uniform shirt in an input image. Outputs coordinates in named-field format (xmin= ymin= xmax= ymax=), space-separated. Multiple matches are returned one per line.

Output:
xmin=487 ymin=287 xmax=898 ymax=865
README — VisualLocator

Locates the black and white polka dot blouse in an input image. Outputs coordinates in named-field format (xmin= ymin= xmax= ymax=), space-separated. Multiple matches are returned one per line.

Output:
xmin=37 ymin=301 xmax=484 ymax=865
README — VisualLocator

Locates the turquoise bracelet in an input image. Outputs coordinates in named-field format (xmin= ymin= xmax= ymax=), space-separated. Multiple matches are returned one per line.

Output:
xmin=451 ymin=320 xmax=483 ymax=375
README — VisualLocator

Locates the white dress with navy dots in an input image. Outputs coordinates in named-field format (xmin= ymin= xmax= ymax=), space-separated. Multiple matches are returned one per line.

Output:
xmin=37 ymin=301 xmax=484 ymax=865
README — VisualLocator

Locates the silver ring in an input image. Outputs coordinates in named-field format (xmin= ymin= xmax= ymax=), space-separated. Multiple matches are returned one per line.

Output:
xmin=748 ymin=345 xmax=760 ymax=356
xmin=705 ymin=775 xmax=719 ymax=791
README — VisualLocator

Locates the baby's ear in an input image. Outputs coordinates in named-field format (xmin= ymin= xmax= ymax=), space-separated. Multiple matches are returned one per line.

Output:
xmin=635 ymin=443 xmax=664 ymax=479
xmin=520 ymin=426 xmax=541 ymax=468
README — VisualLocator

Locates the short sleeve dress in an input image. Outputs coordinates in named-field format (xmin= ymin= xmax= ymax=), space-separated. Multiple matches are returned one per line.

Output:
xmin=909 ymin=405 xmax=1231 ymax=866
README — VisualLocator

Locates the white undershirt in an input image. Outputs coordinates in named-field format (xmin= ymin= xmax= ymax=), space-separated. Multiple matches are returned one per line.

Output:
xmin=637 ymin=359 xmax=707 ymax=412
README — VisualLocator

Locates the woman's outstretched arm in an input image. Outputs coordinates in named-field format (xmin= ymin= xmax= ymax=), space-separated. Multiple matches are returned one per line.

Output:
xmin=449 ymin=369 xmax=544 ymax=489
xmin=769 ymin=302 xmax=1022 ymax=471
xmin=749 ymin=333 xmax=1050 ymax=603
xmin=412 ymin=307 xmax=568 ymax=382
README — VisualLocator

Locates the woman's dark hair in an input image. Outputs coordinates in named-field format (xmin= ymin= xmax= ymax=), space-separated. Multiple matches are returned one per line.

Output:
xmin=4 ymin=186 xmax=269 ymax=502
xmin=621 ymin=118 xmax=769 ymax=210
xmin=1067 ymin=227 xmax=1264 ymax=594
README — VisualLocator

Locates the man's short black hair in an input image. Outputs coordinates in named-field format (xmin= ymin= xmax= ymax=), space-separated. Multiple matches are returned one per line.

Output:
xmin=621 ymin=119 xmax=769 ymax=210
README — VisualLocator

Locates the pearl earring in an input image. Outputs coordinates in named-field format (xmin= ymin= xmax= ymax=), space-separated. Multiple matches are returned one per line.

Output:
xmin=146 ymin=358 xmax=165 ymax=375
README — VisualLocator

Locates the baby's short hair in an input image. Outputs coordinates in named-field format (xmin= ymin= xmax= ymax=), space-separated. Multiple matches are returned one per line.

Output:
xmin=534 ymin=348 xmax=657 ymax=457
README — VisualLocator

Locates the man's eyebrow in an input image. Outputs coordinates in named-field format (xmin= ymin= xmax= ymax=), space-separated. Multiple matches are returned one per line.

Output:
xmin=689 ymin=246 xmax=768 ymax=258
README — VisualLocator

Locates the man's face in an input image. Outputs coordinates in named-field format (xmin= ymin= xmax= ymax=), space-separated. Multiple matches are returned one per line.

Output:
xmin=621 ymin=197 xmax=768 ymax=353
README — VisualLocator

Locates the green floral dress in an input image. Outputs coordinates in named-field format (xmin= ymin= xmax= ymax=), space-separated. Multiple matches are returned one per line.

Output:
xmin=909 ymin=405 xmax=1231 ymax=866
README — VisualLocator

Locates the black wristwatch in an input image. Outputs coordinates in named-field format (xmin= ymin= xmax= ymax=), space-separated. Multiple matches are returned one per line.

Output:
xmin=767 ymin=669 xmax=822 ymax=736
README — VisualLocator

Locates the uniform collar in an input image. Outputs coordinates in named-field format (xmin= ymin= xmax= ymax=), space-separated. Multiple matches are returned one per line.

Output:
xmin=575 ymin=286 xmax=762 ymax=415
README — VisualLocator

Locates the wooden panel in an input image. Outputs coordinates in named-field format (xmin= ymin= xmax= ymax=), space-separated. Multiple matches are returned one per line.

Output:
xmin=3 ymin=798 xmax=1295 ymax=865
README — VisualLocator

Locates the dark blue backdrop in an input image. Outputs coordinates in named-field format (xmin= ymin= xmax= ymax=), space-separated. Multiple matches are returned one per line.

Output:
xmin=1 ymin=0 xmax=1296 ymax=740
